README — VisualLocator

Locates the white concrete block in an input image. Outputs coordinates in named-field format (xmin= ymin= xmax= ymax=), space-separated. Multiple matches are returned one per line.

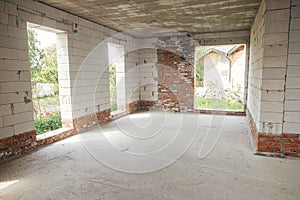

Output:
xmin=60 ymin=110 xmax=73 ymax=120
xmin=0 ymin=116 xmax=3 ymax=127
xmin=0 ymin=82 xmax=31 ymax=93
xmin=13 ymin=102 xmax=33 ymax=114
xmin=260 ymin=122 xmax=282 ymax=135
xmin=284 ymin=112 xmax=300 ymax=123
xmin=265 ymin=9 xmax=290 ymax=23
xmin=263 ymin=68 xmax=286 ymax=79
xmin=285 ymin=100 xmax=300 ymax=111
xmin=264 ymin=45 xmax=288 ymax=56
xmin=14 ymin=120 xmax=34 ymax=135
xmin=261 ymin=101 xmax=283 ymax=112
xmin=261 ymin=90 xmax=284 ymax=101
xmin=0 ymin=35 xmax=27 ymax=49
xmin=292 ymin=0 xmax=300 ymax=6
xmin=0 ymin=104 xmax=11 ymax=116
xmin=265 ymin=20 xmax=289 ymax=34
xmin=289 ymin=30 xmax=300 ymax=42
xmin=0 ymin=47 xmax=18 ymax=59
xmin=291 ymin=6 xmax=300 ymax=18
xmin=290 ymin=18 xmax=300 ymax=30
xmin=8 ymin=14 xmax=17 ymax=27
xmin=287 ymin=54 xmax=300 ymax=65
xmin=261 ymin=79 xmax=285 ymax=90
xmin=8 ymin=26 xmax=27 ymax=39
xmin=287 ymin=65 xmax=300 ymax=77
xmin=0 ymin=126 xmax=13 ymax=139
xmin=264 ymin=33 xmax=288 ymax=45
xmin=285 ymin=89 xmax=300 ymax=100
xmin=0 ymin=92 xmax=27 ymax=104
xmin=286 ymin=77 xmax=300 ymax=88
xmin=0 ymin=59 xmax=26 ymax=71
xmin=0 ymin=70 xmax=30 ymax=82
xmin=0 ymin=1 xmax=4 ymax=12
xmin=41 ymin=17 xmax=57 ymax=30
xmin=266 ymin=0 xmax=290 ymax=10
xmin=283 ymin=122 xmax=300 ymax=133
xmin=100 ymin=103 xmax=110 ymax=111
xmin=3 ymin=111 xmax=33 ymax=126
xmin=289 ymin=42 xmax=300 ymax=54
xmin=4 ymin=2 xmax=18 ymax=16
xmin=0 ymin=12 xmax=8 ymax=25
xmin=261 ymin=112 xmax=283 ymax=123
xmin=0 ymin=24 xmax=8 ymax=37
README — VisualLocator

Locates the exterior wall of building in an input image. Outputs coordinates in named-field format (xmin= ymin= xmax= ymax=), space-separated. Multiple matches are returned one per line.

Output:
xmin=203 ymin=52 xmax=230 ymax=92
xmin=229 ymin=45 xmax=246 ymax=92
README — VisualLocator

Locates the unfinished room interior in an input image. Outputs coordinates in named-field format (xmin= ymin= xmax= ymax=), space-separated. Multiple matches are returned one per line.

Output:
xmin=0 ymin=0 xmax=300 ymax=199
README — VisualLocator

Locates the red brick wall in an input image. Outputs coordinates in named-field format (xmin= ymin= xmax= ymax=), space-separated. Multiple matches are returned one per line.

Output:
xmin=0 ymin=130 xmax=36 ymax=160
xmin=36 ymin=129 xmax=76 ymax=148
xmin=247 ymin=109 xmax=300 ymax=157
xmin=157 ymin=49 xmax=194 ymax=111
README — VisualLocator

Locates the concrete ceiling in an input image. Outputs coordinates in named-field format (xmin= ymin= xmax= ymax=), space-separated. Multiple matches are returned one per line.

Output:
xmin=38 ymin=0 xmax=261 ymax=38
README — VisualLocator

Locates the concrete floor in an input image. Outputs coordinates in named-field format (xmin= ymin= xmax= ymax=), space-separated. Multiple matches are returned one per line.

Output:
xmin=0 ymin=111 xmax=300 ymax=200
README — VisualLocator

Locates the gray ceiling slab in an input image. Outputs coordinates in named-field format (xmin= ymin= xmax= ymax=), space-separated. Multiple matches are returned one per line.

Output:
xmin=38 ymin=0 xmax=261 ymax=38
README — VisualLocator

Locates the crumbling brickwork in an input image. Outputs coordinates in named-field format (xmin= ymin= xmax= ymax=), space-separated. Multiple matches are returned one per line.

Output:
xmin=0 ymin=130 xmax=36 ymax=159
xmin=155 ymin=36 xmax=195 ymax=111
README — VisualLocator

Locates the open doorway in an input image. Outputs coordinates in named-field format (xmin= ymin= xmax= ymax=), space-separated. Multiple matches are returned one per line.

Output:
xmin=194 ymin=44 xmax=246 ymax=111
xmin=27 ymin=23 xmax=63 ymax=135
xmin=108 ymin=43 xmax=126 ymax=114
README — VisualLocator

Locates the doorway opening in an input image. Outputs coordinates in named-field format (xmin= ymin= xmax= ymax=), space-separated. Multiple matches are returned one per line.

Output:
xmin=194 ymin=44 xmax=246 ymax=111
xmin=27 ymin=23 xmax=65 ymax=135
xmin=108 ymin=43 xmax=125 ymax=114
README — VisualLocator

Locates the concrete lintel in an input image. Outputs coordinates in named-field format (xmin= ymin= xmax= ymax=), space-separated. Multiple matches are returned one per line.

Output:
xmin=197 ymin=37 xmax=250 ymax=46
xmin=191 ymin=30 xmax=250 ymax=45
xmin=191 ymin=30 xmax=250 ymax=39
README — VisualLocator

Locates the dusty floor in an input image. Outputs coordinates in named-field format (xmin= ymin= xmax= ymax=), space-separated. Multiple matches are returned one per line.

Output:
xmin=0 ymin=111 xmax=300 ymax=200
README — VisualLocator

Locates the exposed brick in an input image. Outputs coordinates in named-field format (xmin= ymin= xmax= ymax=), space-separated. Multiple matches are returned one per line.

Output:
xmin=0 ymin=130 xmax=36 ymax=160
xmin=282 ymin=134 xmax=298 ymax=139
xmin=248 ymin=109 xmax=300 ymax=157
xmin=156 ymin=44 xmax=194 ymax=111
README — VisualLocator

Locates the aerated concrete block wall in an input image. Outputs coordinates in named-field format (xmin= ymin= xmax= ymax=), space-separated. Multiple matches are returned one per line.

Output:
xmin=284 ymin=0 xmax=300 ymax=134
xmin=0 ymin=0 xmax=141 ymax=159
xmin=248 ymin=0 xmax=300 ymax=157
xmin=0 ymin=0 xmax=36 ymax=151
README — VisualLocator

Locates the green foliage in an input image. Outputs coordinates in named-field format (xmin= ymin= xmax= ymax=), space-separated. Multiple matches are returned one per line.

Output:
xmin=109 ymin=64 xmax=117 ymax=111
xmin=28 ymin=28 xmax=45 ymax=83
xmin=195 ymin=60 xmax=204 ymax=87
xmin=41 ymin=46 xmax=59 ymax=94
xmin=28 ymin=28 xmax=59 ymax=94
xmin=196 ymin=98 xmax=244 ymax=111
xmin=195 ymin=46 xmax=209 ymax=87
xmin=34 ymin=112 xmax=62 ymax=135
